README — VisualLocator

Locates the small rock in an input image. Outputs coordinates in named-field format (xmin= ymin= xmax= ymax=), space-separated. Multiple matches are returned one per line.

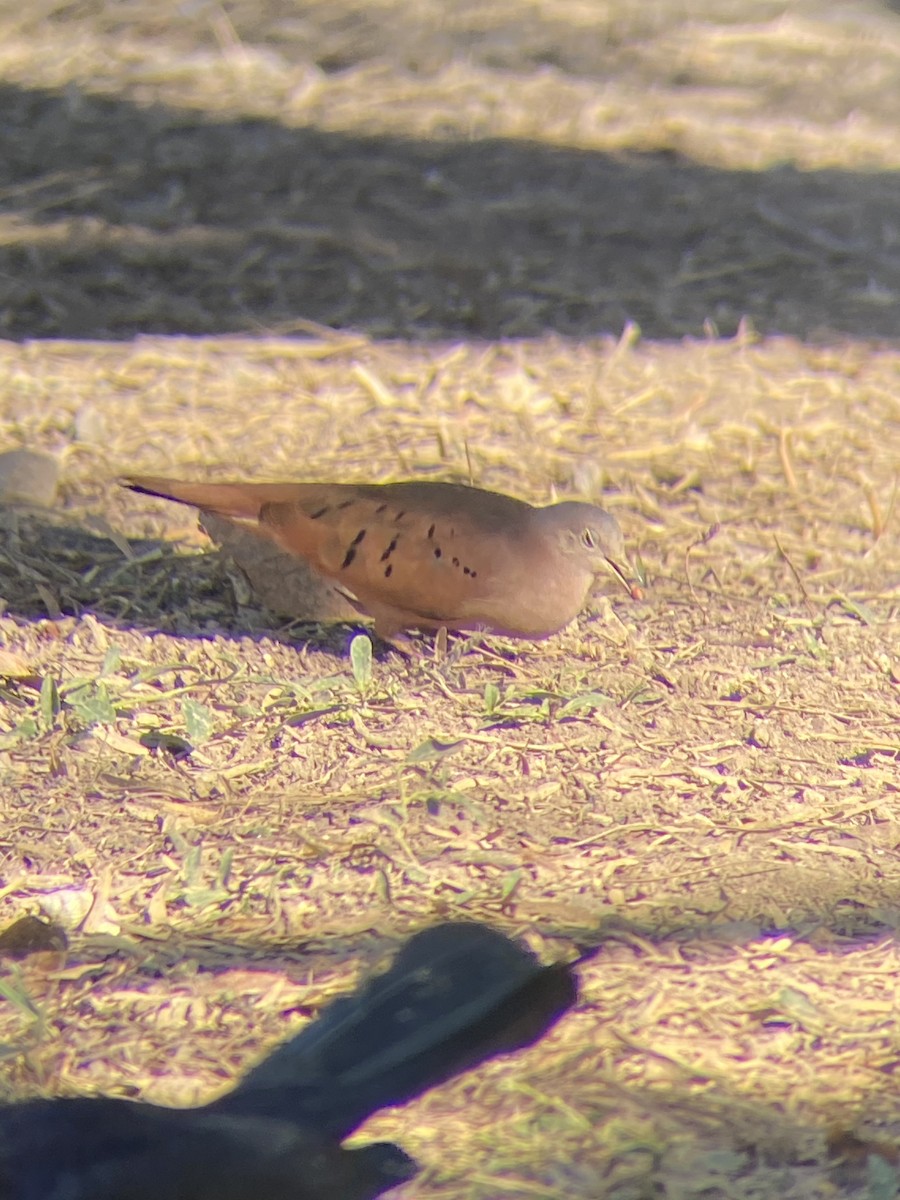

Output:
xmin=0 ymin=914 xmax=68 ymax=959
xmin=0 ymin=449 xmax=60 ymax=507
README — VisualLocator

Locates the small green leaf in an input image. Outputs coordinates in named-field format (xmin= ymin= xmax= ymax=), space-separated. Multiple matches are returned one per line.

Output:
xmin=500 ymin=869 xmax=524 ymax=901
xmin=39 ymin=675 xmax=59 ymax=731
xmin=375 ymin=869 xmax=391 ymax=904
xmin=68 ymin=682 xmax=116 ymax=726
xmin=405 ymin=737 xmax=466 ymax=764
xmin=99 ymin=646 xmax=122 ymax=676
xmin=0 ymin=716 xmax=40 ymax=747
xmin=866 ymin=1153 xmax=899 ymax=1200
xmin=216 ymin=849 xmax=234 ymax=889
xmin=835 ymin=595 xmax=878 ymax=626
xmin=285 ymin=704 xmax=344 ymax=727
xmin=0 ymin=976 xmax=42 ymax=1019
xmin=182 ymin=699 xmax=215 ymax=743
xmin=180 ymin=884 xmax=231 ymax=910
xmin=558 ymin=691 xmax=612 ymax=717
xmin=349 ymin=634 xmax=373 ymax=694
xmin=483 ymin=682 xmax=501 ymax=714
xmin=775 ymin=985 xmax=824 ymax=1033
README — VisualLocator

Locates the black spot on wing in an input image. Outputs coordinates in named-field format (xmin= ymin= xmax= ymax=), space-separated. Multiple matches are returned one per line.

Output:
xmin=380 ymin=537 xmax=399 ymax=562
xmin=310 ymin=506 xmax=330 ymax=520
xmin=429 ymin=545 xmax=478 ymax=576
xmin=341 ymin=528 xmax=367 ymax=570
xmin=427 ymin=523 xmax=436 ymax=539
xmin=384 ymin=564 xmax=393 ymax=578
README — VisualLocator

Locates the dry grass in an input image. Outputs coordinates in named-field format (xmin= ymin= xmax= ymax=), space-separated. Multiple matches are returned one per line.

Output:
xmin=2 ymin=1 xmax=900 ymax=341
xmin=1 ymin=2 xmax=900 ymax=1198
xmin=2 ymin=332 xmax=898 ymax=1198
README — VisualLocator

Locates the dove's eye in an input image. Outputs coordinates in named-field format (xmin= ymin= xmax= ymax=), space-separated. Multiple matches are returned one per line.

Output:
xmin=581 ymin=528 xmax=597 ymax=549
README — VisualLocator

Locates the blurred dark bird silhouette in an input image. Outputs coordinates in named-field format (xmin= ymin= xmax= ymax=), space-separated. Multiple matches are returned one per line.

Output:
xmin=0 ymin=922 xmax=579 ymax=1200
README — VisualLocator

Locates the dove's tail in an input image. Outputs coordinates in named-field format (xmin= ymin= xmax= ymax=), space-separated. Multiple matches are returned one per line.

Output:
xmin=123 ymin=476 xmax=303 ymax=521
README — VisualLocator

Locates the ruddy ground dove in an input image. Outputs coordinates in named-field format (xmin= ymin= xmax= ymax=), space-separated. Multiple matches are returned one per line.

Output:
xmin=124 ymin=476 xmax=639 ymax=639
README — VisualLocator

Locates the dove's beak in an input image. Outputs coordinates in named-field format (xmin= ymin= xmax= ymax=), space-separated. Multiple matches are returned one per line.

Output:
xmin=606 ymin=556 xmax=644 ymax=601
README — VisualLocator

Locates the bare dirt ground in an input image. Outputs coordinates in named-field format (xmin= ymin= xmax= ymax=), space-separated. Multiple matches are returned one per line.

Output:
xmin=0 ymin=2 xmax=899 ymax=1198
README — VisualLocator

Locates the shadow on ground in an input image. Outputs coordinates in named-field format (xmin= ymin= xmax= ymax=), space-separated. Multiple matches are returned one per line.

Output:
xmin=0 ymin=507 xmax=364 ymax=658
xmin=2 ymin=81 xmax=899 ymax=343
xmin=1 ymin=909 xmax=898 ymax=1193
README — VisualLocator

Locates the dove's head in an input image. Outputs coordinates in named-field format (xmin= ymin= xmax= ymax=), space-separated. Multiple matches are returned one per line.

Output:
xmin=539 ymin=502 xmax=641 ymax=599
